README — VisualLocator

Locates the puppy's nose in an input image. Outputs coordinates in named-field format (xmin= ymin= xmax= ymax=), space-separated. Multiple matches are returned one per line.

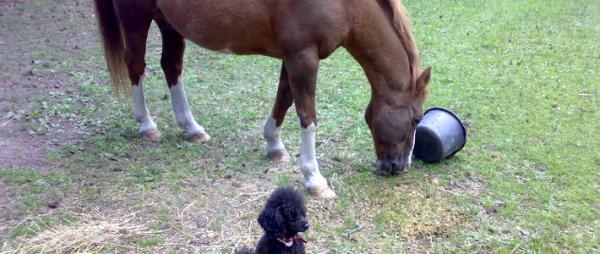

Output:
xmin=302 ymin=222 xmax=310 ymax=231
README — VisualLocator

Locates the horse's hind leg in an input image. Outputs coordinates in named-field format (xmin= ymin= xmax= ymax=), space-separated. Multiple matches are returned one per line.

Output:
xmin=263 ymin=64 xmax=293 ymax=161
xmin=284 ymin=48 xmax=336 ymax=198
xmin=155 ymin=17 xmax=210 ymax=142
xmin=119 ymin=11 xmax=161 ymax=141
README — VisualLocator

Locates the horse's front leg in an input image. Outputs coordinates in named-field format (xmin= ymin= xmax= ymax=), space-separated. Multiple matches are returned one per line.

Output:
xmin=263 ymin=64 xmax=293 ymax=161
xmin=284 ymin=48 xmax=336 ymax=199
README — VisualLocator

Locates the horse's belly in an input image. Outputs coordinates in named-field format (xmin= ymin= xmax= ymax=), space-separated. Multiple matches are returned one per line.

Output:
xmin=157 ymin=0 xmax=282 ymax=57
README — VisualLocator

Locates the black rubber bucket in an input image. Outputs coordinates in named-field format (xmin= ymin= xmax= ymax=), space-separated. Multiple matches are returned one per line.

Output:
xmin=413 ymin=108 xmax=467 ymax=163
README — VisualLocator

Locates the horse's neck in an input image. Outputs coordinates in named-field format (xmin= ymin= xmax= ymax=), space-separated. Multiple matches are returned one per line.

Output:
xmin=343 ymin=0 xmax=413 ymax=96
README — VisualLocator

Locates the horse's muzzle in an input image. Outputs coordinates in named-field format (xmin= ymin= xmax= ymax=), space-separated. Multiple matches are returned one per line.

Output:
xmin=376 ymin=158 xmax=408 ymax=173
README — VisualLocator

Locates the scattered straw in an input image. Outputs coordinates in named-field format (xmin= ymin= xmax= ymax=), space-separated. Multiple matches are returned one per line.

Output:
xmin=12 ymin=210 xmax=153 ymax=253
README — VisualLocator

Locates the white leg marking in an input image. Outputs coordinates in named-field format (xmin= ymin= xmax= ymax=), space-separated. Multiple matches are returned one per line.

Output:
xmin=407 ymin=130 xmax=416 ymax=166
xmin=300 ymin=123 xmax=335 ymax=198
xmin=132 ymin=82 xmax=158 ymax=134
xmin=300 ymin=124 xmax=327 ymax=189
xmin=263 ymin=116 xmax=286 ymax=154
xmin=169 ymin=74 xmax=209 ymax=140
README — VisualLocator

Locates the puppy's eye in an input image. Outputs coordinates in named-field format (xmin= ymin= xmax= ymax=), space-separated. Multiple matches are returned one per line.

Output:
xmin=290 ymin=211 xmax=298 ymax=219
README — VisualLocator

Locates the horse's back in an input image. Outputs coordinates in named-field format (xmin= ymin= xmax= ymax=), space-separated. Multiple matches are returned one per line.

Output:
xmin=156 ymin=0 xmax=349 ymax=58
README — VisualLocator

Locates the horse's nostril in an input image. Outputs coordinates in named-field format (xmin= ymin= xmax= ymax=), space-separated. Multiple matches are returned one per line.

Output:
xmin=391 ymin=161 xmax=400 ymax=170
xmin=391 ymin=159 xmax=406 ymax=172
xmin=378 ymin=160 xmax=392 ymax=171
xmin=377 ymin=159 xmax=406 ymax=173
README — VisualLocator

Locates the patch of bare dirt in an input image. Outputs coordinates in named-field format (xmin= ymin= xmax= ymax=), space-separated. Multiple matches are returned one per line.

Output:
xmin=1 ymin=0 xmax=100 ymax=241
xmin=0 ymin=81 xmax=57 ymax=172
xmin=0 ymin=0 xmax=22 ymax=6
xmin=0 ymin=0 xmax=94 ymax=171
xmin=0 ymin=179 xmax=20 ymax=237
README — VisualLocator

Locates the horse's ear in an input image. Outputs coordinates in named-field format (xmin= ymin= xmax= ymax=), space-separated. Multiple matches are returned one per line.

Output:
xmin=416 ymin=66 xmax=431 ymax=95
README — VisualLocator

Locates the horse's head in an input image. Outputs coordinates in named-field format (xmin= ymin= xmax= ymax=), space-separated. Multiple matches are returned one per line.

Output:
xmin=365 ymin=67 xmax=431 ymax=173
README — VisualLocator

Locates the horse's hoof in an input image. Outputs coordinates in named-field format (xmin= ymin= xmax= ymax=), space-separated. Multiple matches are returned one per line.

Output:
xmin=188 ymin=132 xmax=211 ymax=143
xmin=267 ymin=149 xmax=290 ymax=162
xmin=141 ymin=129 xmax=161 ymax=142
xmin=308 ymin=185 xmax=336 ymax=199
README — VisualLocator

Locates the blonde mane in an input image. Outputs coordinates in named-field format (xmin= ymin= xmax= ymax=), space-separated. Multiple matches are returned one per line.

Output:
xmin=386 ymin=0 xmax=421 ymax=94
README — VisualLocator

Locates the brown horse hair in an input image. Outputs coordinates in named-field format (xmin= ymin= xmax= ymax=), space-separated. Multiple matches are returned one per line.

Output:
xmin=94 ymin=0 xmax=130 ymax=97
xmin=384 ymin=0 xmax=422 ymax=96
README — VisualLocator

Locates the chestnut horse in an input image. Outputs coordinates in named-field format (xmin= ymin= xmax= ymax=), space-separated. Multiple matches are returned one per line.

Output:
xmin=94 ymin=0 xmax=431 ymax=198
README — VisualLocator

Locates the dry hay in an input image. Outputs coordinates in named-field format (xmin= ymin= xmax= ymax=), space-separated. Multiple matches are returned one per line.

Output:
xmin=154 ymin=185 xmax=270 ymax=253
xmin=10 ymin=210 xmax=154 ymax=253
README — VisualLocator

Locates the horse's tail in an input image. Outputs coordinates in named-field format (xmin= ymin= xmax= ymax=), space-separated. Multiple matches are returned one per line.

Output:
xmin=94 ymin=0 xmax=130 ymax=97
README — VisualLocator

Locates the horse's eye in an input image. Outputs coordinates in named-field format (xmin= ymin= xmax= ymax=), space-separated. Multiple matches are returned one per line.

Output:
xmin=413 ymin=118 xmax=421 ymax=125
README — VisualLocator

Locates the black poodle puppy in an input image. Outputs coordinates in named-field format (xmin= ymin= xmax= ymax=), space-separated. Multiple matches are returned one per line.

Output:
xmin=238 ymin=187 xmax=310 ymax=254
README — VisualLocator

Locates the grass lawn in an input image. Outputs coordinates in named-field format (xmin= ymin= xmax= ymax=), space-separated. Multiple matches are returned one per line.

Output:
xmin=1 ymin=0 xmax=598 ymax=253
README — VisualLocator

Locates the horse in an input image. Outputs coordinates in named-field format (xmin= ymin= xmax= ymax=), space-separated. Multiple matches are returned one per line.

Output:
xmin=93 ymin=0 xmax=431 ymax=198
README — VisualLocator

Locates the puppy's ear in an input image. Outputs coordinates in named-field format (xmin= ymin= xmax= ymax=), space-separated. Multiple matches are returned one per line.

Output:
xmin=258 ymin=206 xmax=286 ymax=238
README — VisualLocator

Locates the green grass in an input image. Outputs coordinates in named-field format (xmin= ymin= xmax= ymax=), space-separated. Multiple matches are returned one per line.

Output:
xmin=1 ymin=0 xmax=599 ymax=253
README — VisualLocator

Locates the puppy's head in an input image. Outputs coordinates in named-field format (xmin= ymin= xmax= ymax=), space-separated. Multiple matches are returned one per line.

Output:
xmin=257 ymin=187 xmax=309 ymax=238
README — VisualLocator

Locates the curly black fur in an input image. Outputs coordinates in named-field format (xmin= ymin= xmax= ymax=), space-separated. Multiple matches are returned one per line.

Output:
xmin=237 ymin=187 xmax=309 ymax=254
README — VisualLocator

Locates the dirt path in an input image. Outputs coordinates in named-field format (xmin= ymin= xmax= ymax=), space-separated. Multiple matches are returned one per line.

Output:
xmin=0 ymin=78 xmax=56 ymax=172
xmin=0 ymin=0 xmax=95 ymax=172
xmin=1 ymin=0 xmax=100 ymax=240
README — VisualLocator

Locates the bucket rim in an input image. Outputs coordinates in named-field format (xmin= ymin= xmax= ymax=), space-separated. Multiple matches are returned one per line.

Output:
xmin=422 ymin=107 xmax=467 ymax=156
